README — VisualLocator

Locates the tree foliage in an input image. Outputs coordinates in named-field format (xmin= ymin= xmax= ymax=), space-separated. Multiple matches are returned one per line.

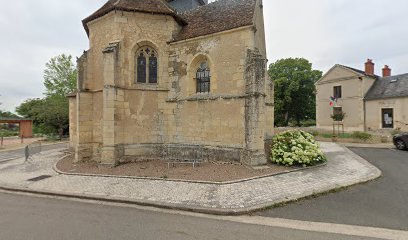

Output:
xmin=44 ymin=54 xmax=77 ymax=97
xmin=0 ymin=110 xmax=19 ymax=119
xmin=16 ymin=54 xmax=76 ymax=139
xmin=269 ymin=58 xmax=322 ymax=127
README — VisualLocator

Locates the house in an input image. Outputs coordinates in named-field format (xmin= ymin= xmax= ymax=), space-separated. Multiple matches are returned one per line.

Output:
xmin=68 ymin=0 xmax=274 ymax=166
xmin=316 ymin=59 xmax=408 ymax=132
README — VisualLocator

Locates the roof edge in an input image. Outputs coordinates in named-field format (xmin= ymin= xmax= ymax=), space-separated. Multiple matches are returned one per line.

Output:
xmin=82 ymin=6 xmax=187 ymax=36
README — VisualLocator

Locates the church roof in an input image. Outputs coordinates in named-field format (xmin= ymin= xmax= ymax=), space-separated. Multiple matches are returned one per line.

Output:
xmin=83 ymin=0 xmax=257 ymax=41
xmin=82 ymin=0 xmax=185 ymax=35
xmin=174 ymin=0 xmax=257 ymax=42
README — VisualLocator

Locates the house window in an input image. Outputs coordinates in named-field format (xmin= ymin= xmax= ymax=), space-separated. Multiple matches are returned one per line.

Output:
xmin=196 ymin=62 xmax=210 ymax=93
xmin=333 ymin=86 xmax=342 ymax=99
xmin=382 ymin=108 xmax=394 ymax=129
xmin=136 ymin=46 xmax=158 ymax=84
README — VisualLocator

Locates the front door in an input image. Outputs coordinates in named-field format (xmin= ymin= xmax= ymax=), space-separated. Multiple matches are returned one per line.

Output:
xmin=382 ymin=108 xmax=394 ymax=129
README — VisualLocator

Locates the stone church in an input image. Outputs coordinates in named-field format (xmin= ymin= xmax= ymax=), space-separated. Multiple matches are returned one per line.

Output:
xmin=68 ymin=0 xmax=274 ymax=166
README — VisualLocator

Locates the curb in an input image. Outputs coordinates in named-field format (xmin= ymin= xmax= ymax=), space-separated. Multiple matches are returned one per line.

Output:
xmin=0 ymin=170 xmax=381 ymax=216
xmin=53 ymin=156 xmax=327 ymax=186
xmin=0 ymin=144 xmax=383 ymax=216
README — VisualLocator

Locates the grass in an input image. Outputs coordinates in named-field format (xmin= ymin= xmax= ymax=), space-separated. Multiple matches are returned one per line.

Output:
xmin=319 ymin=133 xmax=353 ymax=139
xmin=0 ymin=130 xmax=19 ymax=137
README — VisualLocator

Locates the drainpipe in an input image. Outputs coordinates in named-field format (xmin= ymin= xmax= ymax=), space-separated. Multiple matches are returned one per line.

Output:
xmin=363 ymin=98 xmax=367 ymax=132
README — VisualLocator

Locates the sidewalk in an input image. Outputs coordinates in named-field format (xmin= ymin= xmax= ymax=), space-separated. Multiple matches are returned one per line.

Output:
xmin=0 ymin=142 xmax=381 ymax=215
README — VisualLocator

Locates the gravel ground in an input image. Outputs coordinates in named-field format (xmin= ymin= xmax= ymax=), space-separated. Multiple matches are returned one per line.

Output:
xmin=56 ymin=155 xmax=293 ymax=182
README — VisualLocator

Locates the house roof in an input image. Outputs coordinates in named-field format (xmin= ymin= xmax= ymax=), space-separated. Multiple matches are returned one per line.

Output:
xmin=174 ymin=0 xmax=256 ymax=42
xmin=365 ymin=73 xmax=408 ymax=100
xmin=82 ymin=0 xmax=185 ymax=35
xmin=0 ymin=117 xmax=31 ymax=122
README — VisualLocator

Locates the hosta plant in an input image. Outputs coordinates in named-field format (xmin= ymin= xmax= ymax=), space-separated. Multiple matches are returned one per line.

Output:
xmin=271 ymin=130 xmax=326 ymax=167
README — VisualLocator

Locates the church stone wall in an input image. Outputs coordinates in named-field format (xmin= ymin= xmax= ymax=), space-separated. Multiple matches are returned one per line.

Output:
xmin=72 ymin=9 xmax=273 ymax=166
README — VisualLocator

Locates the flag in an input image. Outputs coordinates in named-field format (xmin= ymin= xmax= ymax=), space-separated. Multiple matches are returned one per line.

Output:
xmin=329 ymin=96 xmax=337 ymax=107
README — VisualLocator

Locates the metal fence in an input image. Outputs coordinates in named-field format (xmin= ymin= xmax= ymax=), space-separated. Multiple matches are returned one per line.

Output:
xmin=25 ymin=142 xmax=42 ymax=162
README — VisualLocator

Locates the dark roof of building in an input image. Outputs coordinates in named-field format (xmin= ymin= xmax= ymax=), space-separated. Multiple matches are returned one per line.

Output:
xmin=83 ymin=0 xmax=257 ymax=41
xmin=174 ymin=0 xmax=256 ymax=41
xmin=82 ymin=0 xmax=185 ymax=35
xmin=365 ymin=73 xmax=408 ymax=100
xmin=337 ymin=64 xmax=379 ymax=78
xmin=0 ymin=117 xmax=31 ymax=122
xmin=166 ymin=0 xmax=206 ymax=6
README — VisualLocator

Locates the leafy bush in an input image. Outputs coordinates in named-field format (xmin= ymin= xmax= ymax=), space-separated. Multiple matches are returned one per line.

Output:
xmin=331 ymin=111 xmax=346 ymax=121
xmin=301 ymin=119 xmax=317 ymax=127
xmin=271 ymin=130 xmax=327 ymax=167
xmin=0 ymin=129 xmax=19 ymax=137
xmin=307 ymin=130 xmax=319 ymax=137
xmin=351 ymin=131 xmax=372 ymax=142
xmin=391 ymin=129 xmax=401 ymax=136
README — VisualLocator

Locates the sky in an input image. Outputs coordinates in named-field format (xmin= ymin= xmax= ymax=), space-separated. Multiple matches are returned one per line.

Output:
xmin=0 ymin=0 xmax=407 ymax=112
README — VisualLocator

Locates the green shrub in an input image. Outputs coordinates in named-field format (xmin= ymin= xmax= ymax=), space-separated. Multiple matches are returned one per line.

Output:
xmin=271 ymin=130 xmax=327 ymax=167
xmin=0 ymin=129 xmax=19 ymax=137
xmin=301 ymin=119 xmax=317 ymax=127
xmin=391 ymin=129 xmax=401 ymax=136
xmin=307 ymin=130 xmax=319 ymax=137
xmin=351 ymin=131 xmax=372 ymax=142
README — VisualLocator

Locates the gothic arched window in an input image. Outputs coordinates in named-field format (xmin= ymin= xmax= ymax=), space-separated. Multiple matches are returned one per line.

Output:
xmin=136 ymin=46 xmax=158 ymax=84
xmin=196 ymin=62 xmax=210 ymax=93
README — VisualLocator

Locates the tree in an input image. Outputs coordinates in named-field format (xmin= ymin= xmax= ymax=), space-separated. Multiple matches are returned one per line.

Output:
xmin=16 ymin=54 xmax=77 ymax=139
xmin=0 ymin=110 xmax=19 ymax=119
xmin=16 ymin=98 xmax=45 ymax=124
xmin=269 ymin=58 xmax=322 ymax=127
xmin=43 ymin=54 xmax=77 ymax=97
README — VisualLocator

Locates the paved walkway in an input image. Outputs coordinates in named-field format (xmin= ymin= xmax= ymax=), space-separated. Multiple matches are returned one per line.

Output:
xmin=0 ymin=142 xmax=381 ymax=215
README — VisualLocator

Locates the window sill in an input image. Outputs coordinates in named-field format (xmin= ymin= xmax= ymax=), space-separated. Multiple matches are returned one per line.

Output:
xmin=130 ymin=83 xmax=169 ymax=92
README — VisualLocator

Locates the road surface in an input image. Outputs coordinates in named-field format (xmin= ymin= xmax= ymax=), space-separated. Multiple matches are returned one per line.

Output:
xmin=0 ymin=142 xmax=67 ymax=163
xmin=0 ymin=192 xmax=387 ymax=240
xmin=258 ymin=147 xmax=408 ymax=231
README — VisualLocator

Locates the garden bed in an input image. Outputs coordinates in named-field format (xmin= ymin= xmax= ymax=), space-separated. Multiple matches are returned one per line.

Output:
xmin=56 ymin=155 xmax=295 ymax=183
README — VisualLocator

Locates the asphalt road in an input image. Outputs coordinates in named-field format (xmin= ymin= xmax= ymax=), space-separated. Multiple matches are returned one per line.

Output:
xmin=257 ymin=147 xmax=408 ymax=231
xmin=0 ymin=142 xmax=67 ymax=162
xmin=0 ymin=192 xmax=380 ymax=240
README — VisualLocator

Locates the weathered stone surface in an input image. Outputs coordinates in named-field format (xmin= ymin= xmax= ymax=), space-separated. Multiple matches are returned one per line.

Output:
xmin=70 ymin=1 xmax=273 ymax=166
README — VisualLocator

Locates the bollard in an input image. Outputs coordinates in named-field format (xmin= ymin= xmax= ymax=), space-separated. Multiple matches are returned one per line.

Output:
xmin=1 ymin=136 xmax=3 ymax=147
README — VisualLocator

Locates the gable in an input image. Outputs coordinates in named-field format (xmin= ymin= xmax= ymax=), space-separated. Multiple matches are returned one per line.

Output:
xmin=316 ymin=65 xmax=364 ymax=85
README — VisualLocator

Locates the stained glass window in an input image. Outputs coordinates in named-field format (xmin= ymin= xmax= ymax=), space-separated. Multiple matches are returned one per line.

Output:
xmin=149 ymin=54 xmax=158 ymax=84
xmin=135 ymin=46 xmax=158 ymax=84
xmin=196 ymin=62 xmax=210 ymax=93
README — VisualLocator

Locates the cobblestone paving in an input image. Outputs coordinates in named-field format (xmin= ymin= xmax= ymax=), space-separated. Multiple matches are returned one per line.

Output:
xmin=0 ymin=143 xmax=381 ymax=212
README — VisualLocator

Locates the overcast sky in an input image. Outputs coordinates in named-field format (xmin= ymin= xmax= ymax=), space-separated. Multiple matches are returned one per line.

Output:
xmin=1 ymin=0 xmax=407 ymax=112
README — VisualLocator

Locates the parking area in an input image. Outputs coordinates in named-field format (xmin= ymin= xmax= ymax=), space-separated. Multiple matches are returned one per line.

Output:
xmin=257 ymin=147 xmax=408 ymax=231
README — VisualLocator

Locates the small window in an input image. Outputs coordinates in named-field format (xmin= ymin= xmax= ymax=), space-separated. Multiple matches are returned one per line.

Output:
xmin=196 ymin=62 xmax=211 ymax=93
xmin=135 ymin=46 xmax=158 ymax=84
xmin=333 ymin=86 xmax=342 ymax=99
xmin=382 ymin=108 xmax=394 ymax=129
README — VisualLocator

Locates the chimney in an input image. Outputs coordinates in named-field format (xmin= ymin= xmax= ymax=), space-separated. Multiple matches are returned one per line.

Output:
xmin=365 ymin=59 xmax=375 ymax=76
xmin=382 ymin=65 xmax=391 ymax=77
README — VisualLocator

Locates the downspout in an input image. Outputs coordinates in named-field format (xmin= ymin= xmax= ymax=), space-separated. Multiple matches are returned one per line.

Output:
xmin=363 ymin=98 xmax=367 ymax=132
